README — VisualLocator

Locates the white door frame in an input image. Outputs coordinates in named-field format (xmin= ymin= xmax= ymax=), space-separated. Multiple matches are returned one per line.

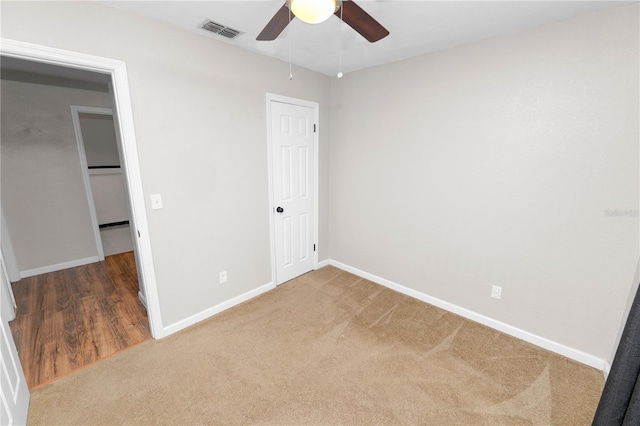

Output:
xmin=70 ymin=105 xmax=113 ymax=262
xmin=266 ymin=93 xmax=319 ymax=285
xmin=1 ymin=209 xmax=19 ymax=321
xmin=1 ymin=251 xmax=29 ymax=425
xmin=0 ymin=208 xmax=20 ymax=284
xmin=0 ymin=38 xmax=164 ymax=338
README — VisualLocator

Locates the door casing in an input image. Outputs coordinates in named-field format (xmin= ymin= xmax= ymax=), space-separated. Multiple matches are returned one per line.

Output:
xmin=0 ymin=38 xmax=164 ymax=338
xmin=70 ymin=105 xmax=113 ymax=262
xmin=0 ymin=252 xmax=29 ymax=425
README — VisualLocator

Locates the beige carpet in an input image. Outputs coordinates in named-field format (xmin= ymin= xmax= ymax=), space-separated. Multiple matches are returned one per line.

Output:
xmin=27 ymin=266 xmax=604 ymax=425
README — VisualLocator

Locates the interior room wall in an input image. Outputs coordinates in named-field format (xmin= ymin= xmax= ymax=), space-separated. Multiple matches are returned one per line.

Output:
xmin=1 ymin=1 xmax=332 ymax=327
xmin=78 ymin=112 xmax=130 ymax=227
xmin=0 ymin=70 xmax=112 ymax=274
xmin=329 ymin=4 xmax=639 ymax=362
xmin=4 ymin=1 xmax=636 ymax=367
xmin=80 ymin=113 xmax=120 ymax=168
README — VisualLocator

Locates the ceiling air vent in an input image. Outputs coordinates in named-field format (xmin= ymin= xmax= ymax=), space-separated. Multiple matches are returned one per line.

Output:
xmin=200 ymin=20 xmax=242 ymax=39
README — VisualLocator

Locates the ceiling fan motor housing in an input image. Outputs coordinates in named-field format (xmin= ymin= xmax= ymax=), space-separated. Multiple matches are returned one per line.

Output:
xmin=288 ymin=0 xmax=340 ymax=24
xmin=256 ymin=0 xmax=388 ymax=43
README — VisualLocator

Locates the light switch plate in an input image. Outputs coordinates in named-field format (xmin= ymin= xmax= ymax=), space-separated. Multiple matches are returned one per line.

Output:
xmin=151 ymin=194 xmax=163 ymax=210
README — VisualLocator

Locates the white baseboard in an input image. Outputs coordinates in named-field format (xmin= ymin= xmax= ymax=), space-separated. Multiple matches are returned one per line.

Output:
xmin=603 ymin=361 xmax=611 ymax=379
xmin=138 ymin=290 xmax=148 ymax=310
xmin=317 ymin=259 xmax=331 ymax=268
xmin=329 ymin=259 xmax=608 ymax=372
xmin=19 ymin=256 xmax=100 ymax=279
xmin=163 ymin=281 xmax=275 ymax=336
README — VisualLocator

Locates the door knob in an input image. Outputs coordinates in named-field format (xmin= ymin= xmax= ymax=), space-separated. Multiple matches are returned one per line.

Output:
xmin=276 ymin=206 xmax=284 ymax=213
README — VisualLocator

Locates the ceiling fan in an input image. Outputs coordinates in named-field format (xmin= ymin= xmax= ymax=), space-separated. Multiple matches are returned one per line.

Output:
xmin=256 ymin=0 xmax=389 ymax=43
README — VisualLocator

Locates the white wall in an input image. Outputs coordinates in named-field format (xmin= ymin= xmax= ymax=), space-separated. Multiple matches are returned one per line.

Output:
xmin=329 ymin=5 xmax=639 ymax=359
xmin=1 ymin=70 xmax=112 ymax=273
xmin=329 ymin=4 xmax=639 ymax=362
xmin=79 ymin=113 xmax=130 ymax=226
xmin=89 ymin=170 xmax=129 ymax=226
xmin=1 ymin=1 xmax=332 ymax=327
xmin=80 ymin=113 xmax=120 ymax=168
xmin=3 ymin=0 xmax=637 ymax=366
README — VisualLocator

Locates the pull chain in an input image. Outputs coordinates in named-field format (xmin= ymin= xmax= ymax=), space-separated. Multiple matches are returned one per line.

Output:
xmin=337 ymin=2 xmax=343 ymax=79
xmin=288 ymin=5 xmax=293 ymax=80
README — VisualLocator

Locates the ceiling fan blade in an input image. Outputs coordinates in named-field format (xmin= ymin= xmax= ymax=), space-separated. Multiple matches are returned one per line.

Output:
xmin=256 ymin=3 xmax=294 ymax=41
xmin=336 ymin=0 xmax=389 ymax=43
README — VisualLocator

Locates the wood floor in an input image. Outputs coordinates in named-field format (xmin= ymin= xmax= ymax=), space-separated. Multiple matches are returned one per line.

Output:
xmin=9 ymin=252 xmax=151 ymax=390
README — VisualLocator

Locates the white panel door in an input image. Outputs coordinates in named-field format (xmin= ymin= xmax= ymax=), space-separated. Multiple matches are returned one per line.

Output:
xmin=271 ymin=101 xmax=316 ymax=284
xmin=0 ymin=256 xmax=29 ymax=426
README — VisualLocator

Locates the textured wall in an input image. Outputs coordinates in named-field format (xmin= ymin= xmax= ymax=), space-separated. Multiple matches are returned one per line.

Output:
xmin=1 ymin=1 xmax=332 ymax=327
xmin=80 ymin=113 xmax=120 ymax=168
xmin=1 ymin=71 xmax=112 ymax=272
xmin=3 ymin=1 xmax=637 ymax=364
xmin=329 ymin=4 xmax=639 ymax=361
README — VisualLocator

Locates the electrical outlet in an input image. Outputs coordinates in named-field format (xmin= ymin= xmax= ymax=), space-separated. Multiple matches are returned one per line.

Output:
xmin=219 ymin=271 xmax=228 ymax=284
xmin=491 ymin=285 xmax=502 ymax=300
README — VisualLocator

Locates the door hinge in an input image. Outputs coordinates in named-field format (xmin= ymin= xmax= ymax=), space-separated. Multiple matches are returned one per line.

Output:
xmin=314 ymin=244 xmax=316 ymax=252
xmin=314 ymin=124 xmax=317 ymax=133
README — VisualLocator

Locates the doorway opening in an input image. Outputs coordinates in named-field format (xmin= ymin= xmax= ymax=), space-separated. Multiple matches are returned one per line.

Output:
xmin=71 ymin=106 xmax=135 ymax=259
xmin=1 ymin=40 xmax=163 ymax=390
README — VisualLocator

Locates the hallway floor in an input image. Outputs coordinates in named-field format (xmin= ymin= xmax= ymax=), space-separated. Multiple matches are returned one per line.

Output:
xmin=9 ymin=252 xmax=151 ymax=389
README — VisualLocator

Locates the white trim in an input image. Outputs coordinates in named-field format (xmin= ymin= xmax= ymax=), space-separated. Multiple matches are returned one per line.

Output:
xmin=266 ymin=96 xmax=277 ymax=287
xmin=0 ymin=38 xmax=164 ymax=339
xmin=266 ymin=93 xmax=320 ymax=286
xmin=70 ymin=105 xmax=112 ymax=262
xmin=20 ymin=256 xmax=100 ymax=279
xmin=0 ymin=388 xmax=12 ymax=426
xmin=328 ymin=259 xmax=608 ymax=372
xmin=89 ymin=168 xmax=123 ymax=177
xmin=1 ymin=208 xmax=20 ymax=283
xmin=138 ymin=290 xmax=148 ymax=310
xmin=317 ymin=259 xmax=331 ymax=269
xmin=163 ymin=282 xmax=275 ymax=336
xmin=603 ymin=361 xmax=611 ymax=379
xmin=110 ymin=54 xmax=164 ymax=338
xmin=70 ymin=106 xmax=112 ymax=115
xmin=0 ymin=252 xmax=16 ymax=319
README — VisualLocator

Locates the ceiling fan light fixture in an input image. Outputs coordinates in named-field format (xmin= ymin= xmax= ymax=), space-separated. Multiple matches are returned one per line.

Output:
xmin=289 ymin=0 xmax=339 ymax=24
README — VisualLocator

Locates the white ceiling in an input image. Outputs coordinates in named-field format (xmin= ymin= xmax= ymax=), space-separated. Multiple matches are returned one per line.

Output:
xmin=104 ymin=1 xmax=636 ymax=77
